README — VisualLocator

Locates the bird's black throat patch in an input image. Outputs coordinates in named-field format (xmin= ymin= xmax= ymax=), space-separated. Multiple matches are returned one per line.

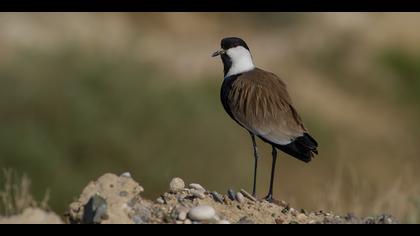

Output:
xmin=221 ymin=54 xmax=232 ymax=77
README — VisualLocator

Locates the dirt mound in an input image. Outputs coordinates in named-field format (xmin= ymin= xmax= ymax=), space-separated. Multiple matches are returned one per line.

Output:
xmin=65 ymin=173 xmax=397 ymax=224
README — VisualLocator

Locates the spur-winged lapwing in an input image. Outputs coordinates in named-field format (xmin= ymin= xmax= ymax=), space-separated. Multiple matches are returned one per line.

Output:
xmin=212 ymin=37 xmax=318 ymax=202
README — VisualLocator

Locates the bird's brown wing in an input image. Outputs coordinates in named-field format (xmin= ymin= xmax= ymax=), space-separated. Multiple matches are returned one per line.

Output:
xmin=228 ymin=68 xmax=307 ymax=145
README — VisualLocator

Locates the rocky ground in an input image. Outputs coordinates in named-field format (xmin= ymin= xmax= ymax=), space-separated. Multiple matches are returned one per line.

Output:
xmin=1 ymin=173 xmax=398 ymax=224
xmin=65 ymin=173 xmax=397 ymax=224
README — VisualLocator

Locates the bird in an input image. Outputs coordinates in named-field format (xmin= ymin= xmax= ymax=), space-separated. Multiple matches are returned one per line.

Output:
xmin=212 ymin=37 xmax=318 ymax=202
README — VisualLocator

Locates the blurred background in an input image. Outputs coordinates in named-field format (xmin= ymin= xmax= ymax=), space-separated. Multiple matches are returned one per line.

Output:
xmin=0 ymin=13 xmax=420 ymax=222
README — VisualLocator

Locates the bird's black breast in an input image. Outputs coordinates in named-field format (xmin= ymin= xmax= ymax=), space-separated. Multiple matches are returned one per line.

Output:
xmin=220 ymin=74 xmax=241 ymax=124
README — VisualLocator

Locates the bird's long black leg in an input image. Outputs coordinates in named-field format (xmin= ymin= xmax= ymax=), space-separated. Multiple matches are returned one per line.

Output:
xmin=265 ymin=146 xmax=278 ymax=202
xmin=250 ymin=133 xmax=259 ymax=197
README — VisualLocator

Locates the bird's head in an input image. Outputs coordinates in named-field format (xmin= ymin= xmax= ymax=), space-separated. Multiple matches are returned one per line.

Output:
xmin=212 ymin=37 xmax=255 ymax=77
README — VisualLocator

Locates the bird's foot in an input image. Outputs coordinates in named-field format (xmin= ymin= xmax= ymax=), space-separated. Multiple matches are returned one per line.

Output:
xmin=264 ymin=194 xmax=274 ymax=203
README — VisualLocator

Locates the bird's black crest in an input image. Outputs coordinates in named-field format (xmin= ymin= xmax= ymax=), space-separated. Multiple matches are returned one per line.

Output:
xmin=221 ymin=37 xmax=250 ymax=51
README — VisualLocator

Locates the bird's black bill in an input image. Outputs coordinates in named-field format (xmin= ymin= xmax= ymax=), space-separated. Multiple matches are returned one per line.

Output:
xmin=212 ymin=50 xmax=225 ymax=57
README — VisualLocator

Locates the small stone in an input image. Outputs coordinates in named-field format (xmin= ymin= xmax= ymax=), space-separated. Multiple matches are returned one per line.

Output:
xmin=290 ymin=208 xmax=297 ymax=216
xmin=169 ymin=177 xmax=185 ymax=193
xmin=235 ymin=192 xmax=245 ymax=203
xmin=240 ymin=189 xmax=257 ymax=202
xmin=120 ymin=172 xmax=132 ymax=178
xmin=189 ymin=183 xmax=205 ymax=192
xmin=297 ymin=213 xmax=307 ymax=221
xmin=184 ymin=219 xmax=192 ymax=224
xmin=190 ymin=189 xmax=205 ymax=199
xmin=83 ymin=194 xmax=108 ymax=224
xmin=218 ymin=220 xmax=230 ymax=224
xmin=175 ymin=206 xmax=189 ymax=221
xmin=176 ymin=220 xmax=183 ymax=224
xmin=211 ymin=192 xmax=224 ymax=204
xmin=178 ymin=211 xmax=187 ymax=221
xmin=132 ymin=205 xmax=152 ymax=224
xmin=119 ymin=191 xmax=128 ymax=197
xmin=132 ymin=215 xmax=144 ymax=224
xmin=278 ymin=200 xmax=288 ymax=207
xmin=227 ymin=189 xmax=236 ymax=201
xmin=236 ymin=216 xmax=255 ymax=224
xmin=188 ymin=205 xmax=216 ymax=221
xmin=156 ymin=197 xmax=165 ymax=204
xmin=275 ymin=218 xmax=284 ymax=224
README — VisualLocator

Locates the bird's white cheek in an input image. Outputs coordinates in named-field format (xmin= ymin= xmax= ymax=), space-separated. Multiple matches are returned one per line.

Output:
xmin=225 ymin=47 xmax=255 ymax=77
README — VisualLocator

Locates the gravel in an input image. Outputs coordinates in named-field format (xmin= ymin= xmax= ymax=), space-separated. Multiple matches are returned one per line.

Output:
xmin=64 ymin=173 xmax=399 ymax=224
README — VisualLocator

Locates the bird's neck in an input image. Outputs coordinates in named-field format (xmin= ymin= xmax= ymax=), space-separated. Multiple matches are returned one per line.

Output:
xmin=223 ymin=54 xmax=255 ymax=78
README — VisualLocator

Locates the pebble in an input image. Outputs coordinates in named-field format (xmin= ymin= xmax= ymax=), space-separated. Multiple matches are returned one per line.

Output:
xmin=278 ymin=200 xmax=288 ymax=207
xmin=297 ymin=213 xmax=307 ymax=221
xmin=240 ymin=189 xmax=257 ymax=202
xmin=83 ymin=194 xmax=108 ymax=224
xmin=175 ymin=206 xmax=189 ymax=221
xmin=290 ymin=208 xmax=298 ymax=217
xmin=119 ymin=191 xmax=128 ymax=197
xmin=120 ymin=172 xmax=132 ymax=178
xmin=169 ymin=177 xmax=185 ymax=193
xmin=218 ymin=220 xmax=231 ymax=224
xmin=227 ymin=189 xmax=236 ymax=201
xmin=178 ymin=211 xmax=187 ymax=221
xmin=235 ymin=192 xmax=245 ymax=203
xmin=237 ymin=216 xmax=255 ymax=224
xmin=133 ymin=205 xmax=152 ymax=224
xmin=189 ymin=183 xmax=205 ymax=192
xmin=275 ymin=218 xmax=284 ymax=224
xmin=190 ymin=189 xmax=205 ymax=199
xmin=211 ymin=192 xmax=224 ymax=204
xmin=184 ymin=219 xmax=192 ymax=224
xmin=156 ymin=197 xmax=165 ymax=204
xmin=132 ymin=215 xmax=144 ymax=224
xmin=188 ymin=205 xmax=216 ymax=221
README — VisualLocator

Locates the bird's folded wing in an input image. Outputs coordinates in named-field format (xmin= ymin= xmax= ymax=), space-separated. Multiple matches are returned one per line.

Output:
xmin=228 ymin=68 xmax=307 ymax=145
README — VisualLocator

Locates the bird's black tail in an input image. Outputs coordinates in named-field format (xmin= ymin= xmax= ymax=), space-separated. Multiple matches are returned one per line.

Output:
xmin=275 ymin=133 xmax=318 ymax=163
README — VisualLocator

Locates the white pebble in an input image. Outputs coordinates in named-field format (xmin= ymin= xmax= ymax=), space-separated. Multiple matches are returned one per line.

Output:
xmin=218 ymin=220 xmax=231 ymax=224
xmin=188 ymin=205 xmax=216 ymax=221
xmin=297 ymin=213 xmax=307 ymax=221
xmin=120 ymin=172 xmax=132 ymax=178
xmin=169 ymin=177 xmax=185 ymax=193
xmin=235 ymin=192 xmax=245 ymax=203
xmin=178 ymin=211 xmax=187 ymax=221
xmin=156 ymin=197 xmax=165 ymax=204
xmin=191 ymin=189 xmax=205 ymax=199
xmin=240 ymin=189 xmax=257 ymax=202
xmin=189 ymin=183 xmax=205 ymax=191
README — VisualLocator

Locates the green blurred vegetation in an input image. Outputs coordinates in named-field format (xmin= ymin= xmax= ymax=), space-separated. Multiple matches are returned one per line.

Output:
xmin=379 ymin=49 xmax=420 ymax=106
